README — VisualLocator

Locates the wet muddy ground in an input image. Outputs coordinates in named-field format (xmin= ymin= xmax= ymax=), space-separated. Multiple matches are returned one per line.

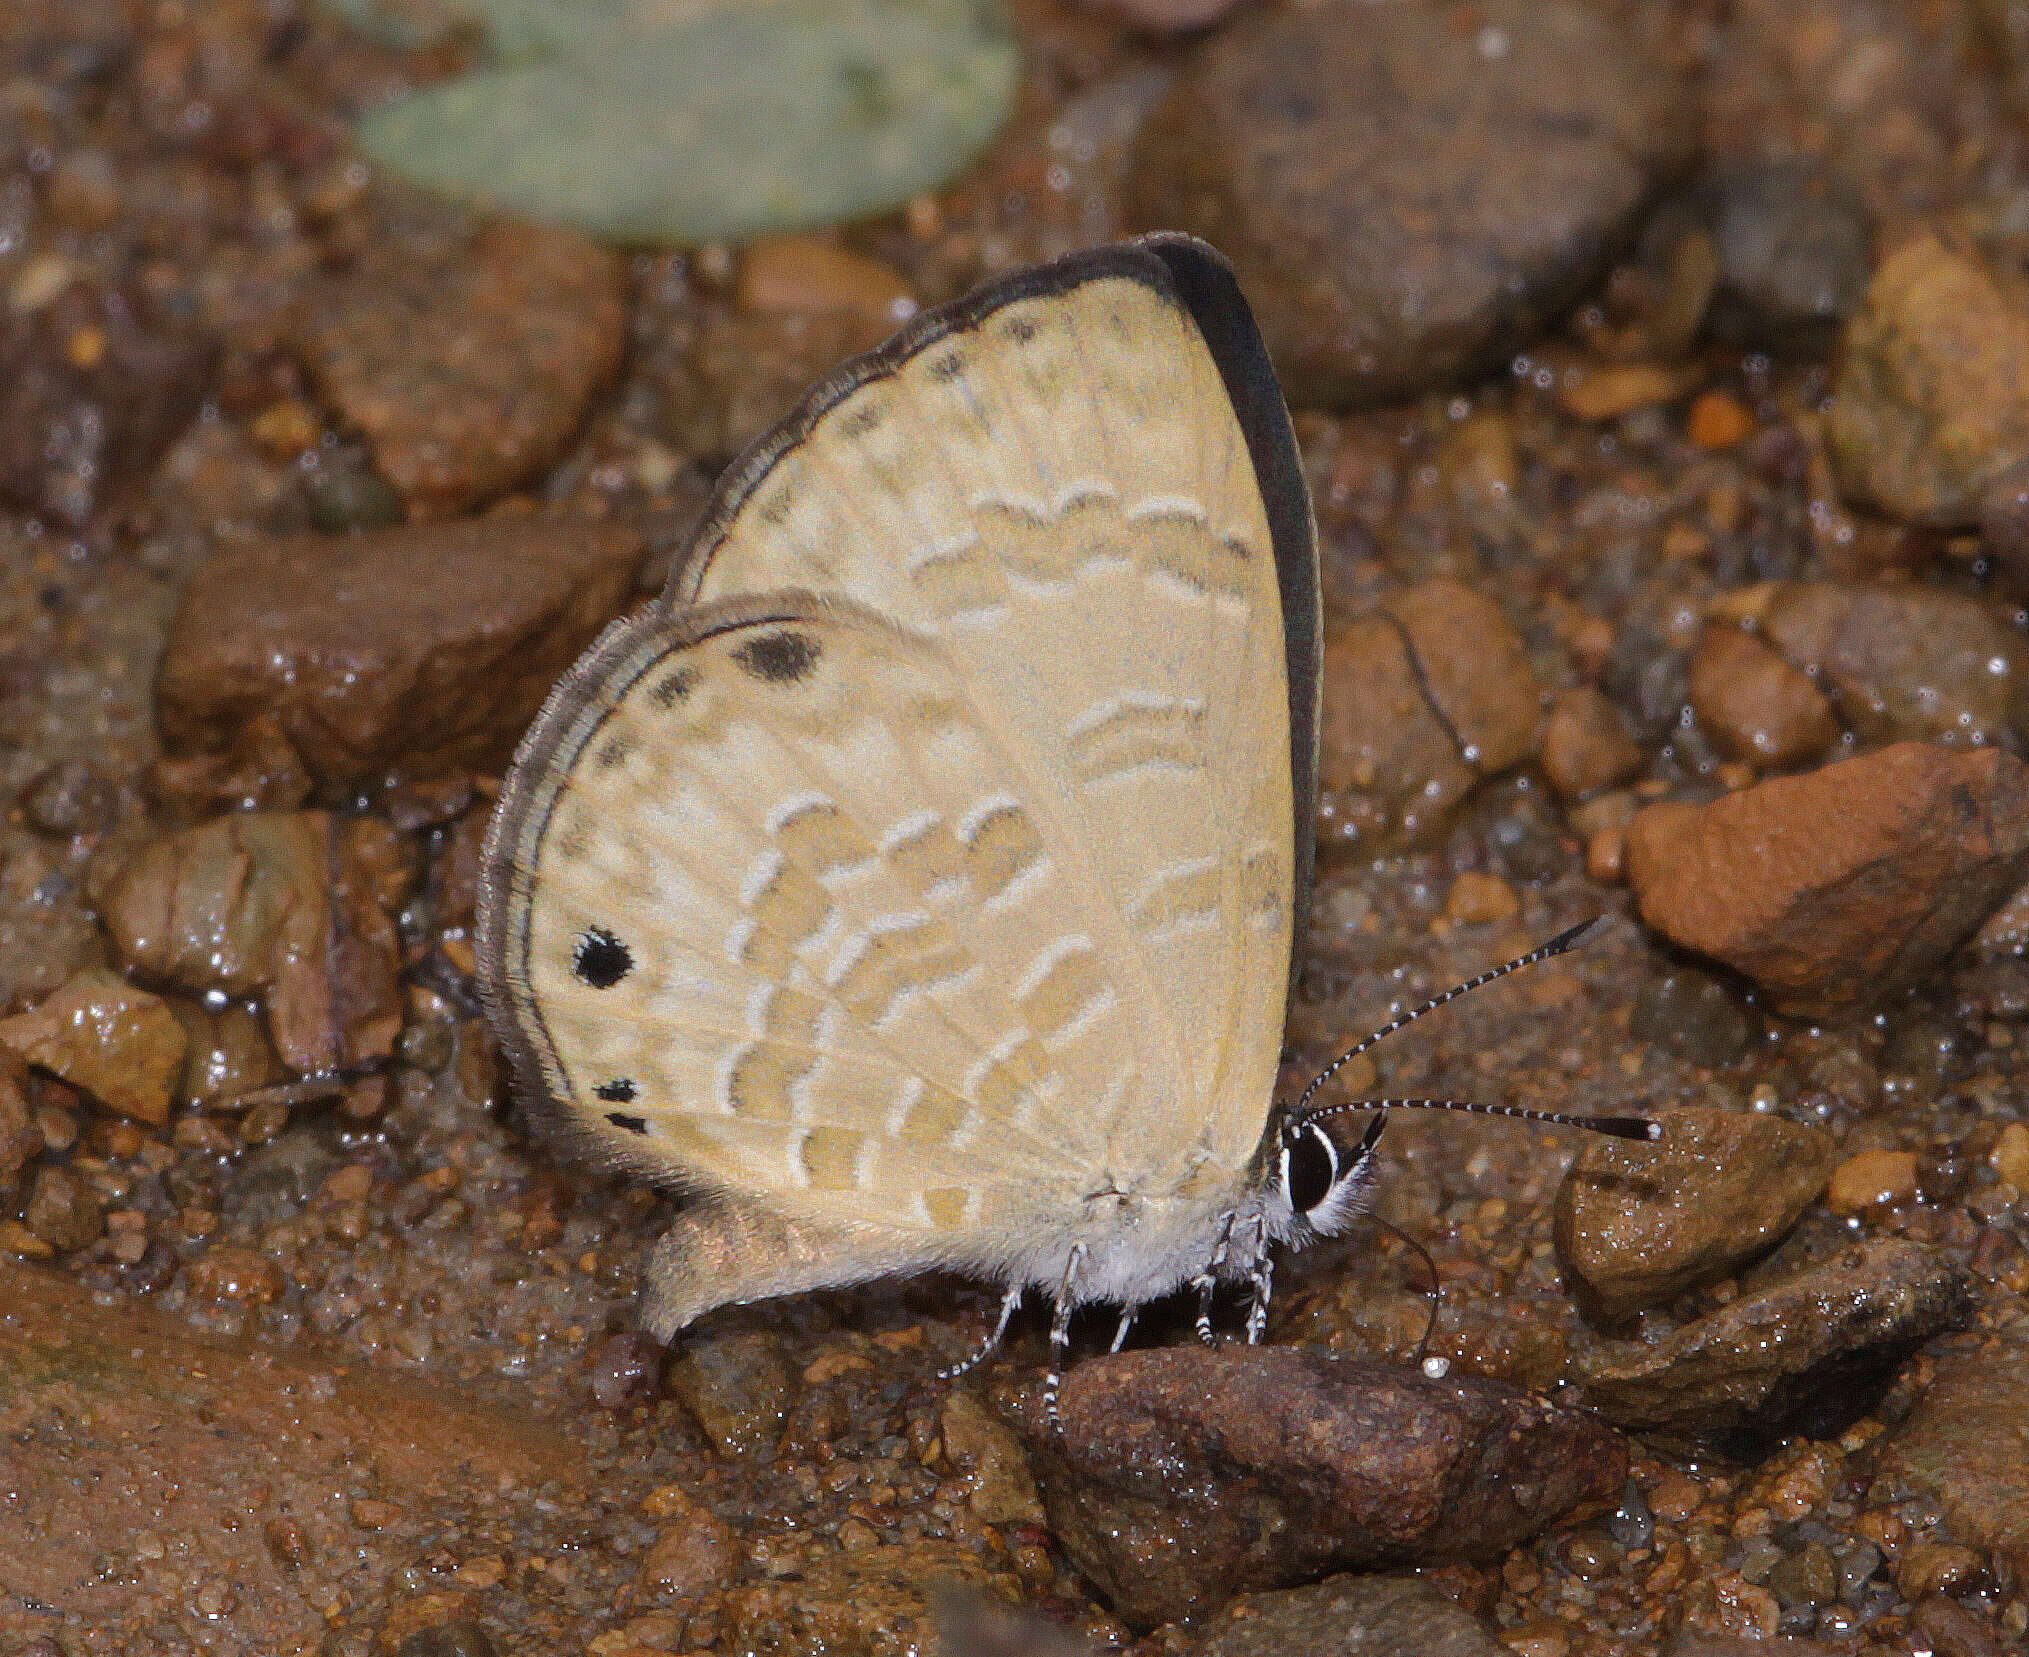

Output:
xmin=7 ymin=0 xmax=2029 ymax=1654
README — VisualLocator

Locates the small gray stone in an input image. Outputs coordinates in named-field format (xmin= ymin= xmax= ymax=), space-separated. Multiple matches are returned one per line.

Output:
xmin=1128 ymin=0 xmax=1694 ymax=406
xmin=1626 ymin=969 xmax=1760 ymax=1070
xmin=1704 ymin=161 xmax=1871 ymax=356
xmin=1193 ymin=1574 xmax=1505 ymax=1657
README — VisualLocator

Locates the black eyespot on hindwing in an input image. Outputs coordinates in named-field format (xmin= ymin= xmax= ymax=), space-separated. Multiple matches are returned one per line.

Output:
xmin=1283 ymin=1122 xmax=1338 ymax=1214
xmin=732 ymin=630 xmax=821 ymax=685
xmin=573 ymin=926 xmax=632 ymax=988
xmin=595 ymin=1078 xmax=637 ymax=1103
xmin=605 ymin=1111 xmax=648 ymax=1135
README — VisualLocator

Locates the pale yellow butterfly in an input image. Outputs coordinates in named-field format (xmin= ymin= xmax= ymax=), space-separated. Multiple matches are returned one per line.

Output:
xmin=475 ymin=235 xmax=1650 ymax=1404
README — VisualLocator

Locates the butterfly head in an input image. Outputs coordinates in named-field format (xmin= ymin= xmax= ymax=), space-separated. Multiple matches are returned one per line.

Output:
xmin=1270 ymin=1109 xmax=1387 ymax=1242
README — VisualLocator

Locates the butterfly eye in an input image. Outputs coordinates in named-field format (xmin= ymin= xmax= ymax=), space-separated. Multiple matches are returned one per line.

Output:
xmin=1281 ymin=1121 xmax=1340 ymax=1215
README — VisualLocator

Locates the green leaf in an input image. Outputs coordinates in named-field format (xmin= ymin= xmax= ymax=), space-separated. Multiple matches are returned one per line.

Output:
xmin=347 ymin=0 xmax=1021 ymax=245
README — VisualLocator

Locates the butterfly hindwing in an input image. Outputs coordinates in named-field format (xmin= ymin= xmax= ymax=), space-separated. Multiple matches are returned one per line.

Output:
xmin=485 ymin=597 xmax=1204 ymax=1248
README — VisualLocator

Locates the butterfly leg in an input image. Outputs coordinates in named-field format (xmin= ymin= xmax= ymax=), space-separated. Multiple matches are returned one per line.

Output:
xmin=1042 ymin=1242 xmax=1089 ymax=1433
xmin=1108 ymin=1304 xmax=1137 ymax=1353
xmin=938 ymin=1283 xmax=1024 ymax=1381
xmin=1243 ymin=1214 xmax=1275 ymax=1345
xmin=1191 ymin=1213 xmax=1238 ymax=1345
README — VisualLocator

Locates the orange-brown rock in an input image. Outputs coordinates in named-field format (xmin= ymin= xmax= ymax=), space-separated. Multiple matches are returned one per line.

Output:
xmin=156 ymin=518 xmax=642 ymax=789
xmin=1688 ymin=624 xmax=1839 ymax=769
xmin=1626 ymin=742 xmax=2029 ymax=1013
xmin=292 ymin=216 xmax=626 ymax=521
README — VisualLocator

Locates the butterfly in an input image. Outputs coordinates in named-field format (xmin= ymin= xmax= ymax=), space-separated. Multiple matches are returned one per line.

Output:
xmin=475 ymin=234 xmax=1652 ymax=1415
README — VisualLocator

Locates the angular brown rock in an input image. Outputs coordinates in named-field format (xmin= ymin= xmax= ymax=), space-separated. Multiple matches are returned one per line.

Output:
xmin=95 ymin=812 xmax=402 ymax=1076
xmin=1626 ymin=743 xmax=2029 ymax=1013
xmin=1827 ymin=237 xmax=2029 ymax=526
xmin=1555 ymin=1105 xmax=1836 ymax=1320
xmin=155 ymin=518 xmax=642 ymax=788
xmin=0 ymin=967 xmax=186 ymax=1125
xmin=292 ymin=215 xmax=626 ymax=521
xmin=1577 ymin=1239 xmax=1974 ymax=1455
xmin=1015 ymin=1345 xmax=1625 ymax=1627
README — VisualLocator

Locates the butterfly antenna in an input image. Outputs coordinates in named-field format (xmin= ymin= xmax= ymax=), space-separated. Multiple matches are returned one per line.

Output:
xmin=1292 ymin=917 xmax=1660 ymax=1143
xmin=1364 ymin=1211 xmax=1442 ymax=1361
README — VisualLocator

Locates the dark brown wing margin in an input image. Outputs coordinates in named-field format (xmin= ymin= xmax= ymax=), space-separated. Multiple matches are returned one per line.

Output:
xmin=1137 ymin=234 xmax=1322 ymax=966
xmin=666 ymin=233 xmax=1323 ymax=976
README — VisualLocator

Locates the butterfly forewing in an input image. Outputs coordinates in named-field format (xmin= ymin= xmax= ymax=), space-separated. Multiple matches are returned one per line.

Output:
xmin=677 ymin=264 xmax=1298 ymax=1178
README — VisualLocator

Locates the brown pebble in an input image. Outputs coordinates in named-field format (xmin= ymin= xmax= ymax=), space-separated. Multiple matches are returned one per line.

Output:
xmin=23 ymin=1166 xmax=105 ymax=1253
xmin=98 ymin=812 xmax=403 ymax=1076
xmin=0 ymin=1219 xmax=52 ymax=1259
xmin=635 ymin=1487 xmax=735 ymax=1599
xmin=1826 ymin=1148 xmax=1919 ymax=1215
xmin=157 ymin=521 xmax=643 ymax=791
xmin=1559 ymin=362 xmax=1701 ymax=422
xmin=1828 ymin=236 xmax=2029 ymax=525
xmin=1585 ymin=824 xmax=1627 ymax=884
xmin=248 ymin=397 xmax=320 ymax=459
xmin=1687 ymin=624 xmax=1838 ymax=770
xmin=1687 ymin=388 xmax=1756 ymax=449
xmin=263 ymin=1515 xmax=311 ymax=1567
xmin=1893 ymin=1539 xmax=1984 ymax=1599
xmin=1990 ymin=1121 xmax=2029 ymax=1187
xmin=347 ymin=1497 xmax=402 ymax=1530
xmin=186 ymin=1244 xmax=286 ymax=1304
xmin=1542 ymin=686 xmax=1642 ymax=801
xmin=1442 ymin=870 xmax=1521 ymax=927
xmin=736 ymin=236 xmax=916 ymax=329
xmin=293 ymin=216 xmax=627 ymax=520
